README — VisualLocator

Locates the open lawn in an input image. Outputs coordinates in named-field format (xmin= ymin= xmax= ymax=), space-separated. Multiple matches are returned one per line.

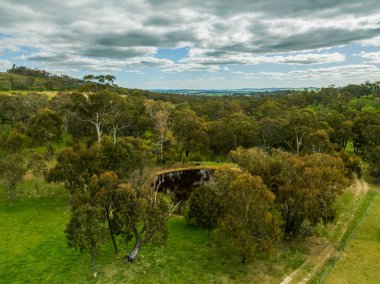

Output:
xmin=324 ymin=189 xmax=380 ymax=284
xmin=0 ymin=180 xmax=311 ymax=283
xmin=350 ymin=95 xmax=380 ymax=112
xmin=0 ymin=90 xmax=58 ymax=98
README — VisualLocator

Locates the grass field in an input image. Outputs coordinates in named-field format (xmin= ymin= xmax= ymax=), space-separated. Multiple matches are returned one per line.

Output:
xmin=324 ymin=189 xmax=380 ymax=284
xmin=0 ymin=180 xmax=311 ymax=283
xmin=0 ymin=90 xmax=58 ymax=98
xmin=350 ymin=95 xmax=380 ymax=112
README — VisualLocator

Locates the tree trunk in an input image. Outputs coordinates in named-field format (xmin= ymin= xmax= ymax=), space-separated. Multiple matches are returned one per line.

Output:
xmin=63 ymin=115 xmax=68 ymax=133
xmin=7 ymin=190 xmax=13 ymax=206
xmin=8 ymin=185 xmax=15 ymax=206
xmin=241 ymin=255 xmax=246 ymax=264
xmin=113 ymin=125 xmax=117 ymax=145
xmin=160 ymin=132 xmax=164 ymax=163
xmin=96 ymin=125 xmax=102 ymax=143
xmin=90 ymin=253 xmax=97 ymax=278
xmin=127 ymin=237 xmax=143 ymax=261
xmin=95 ymin=113 xmax=102 ymax=143
xmin=106 ymin=208 xmax=118 ymax=254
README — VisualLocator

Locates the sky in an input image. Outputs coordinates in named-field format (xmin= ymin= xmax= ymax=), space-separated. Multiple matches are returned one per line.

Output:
xmin=0 ymin=0 xmax=380 ymax=89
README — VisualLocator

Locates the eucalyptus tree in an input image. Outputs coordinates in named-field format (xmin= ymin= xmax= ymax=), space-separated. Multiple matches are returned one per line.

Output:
xmin=115 ymin=170 xmax=176 ymax=261
xmin=74 ymin=92 xmax=129 ymax=143
xmin=186 ymin=185 xmax=222 ymax=242
xmin=65 ymin=202 xmax=107 ymax=278
xmin=27 ymin=152 xmax=47 ymax=193
xmin=145 ymin=99 xmax=174 ymax=163
xmin=230 ymin=147 xmax=348 ymax=238
xmin=27 ymin=108 xmax=62 ymax=147
xmin=214 ymin=169 xmax=282 ymax=263
xmin=171 ymin=105 xmax=207 ymax=161
xmin=0 ymin=154 xmax=26 ymax=205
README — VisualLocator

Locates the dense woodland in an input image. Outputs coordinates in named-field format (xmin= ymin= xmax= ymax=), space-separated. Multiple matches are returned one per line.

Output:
xmin=0 ymin=68 xmax=380 ymax=277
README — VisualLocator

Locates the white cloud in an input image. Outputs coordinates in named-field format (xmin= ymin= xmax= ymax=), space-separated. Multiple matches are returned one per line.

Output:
xmin=124 ymin=70 xmax=144 ymax=75
xmin=0 ymin=0 xmax=379 ymax=79
xmin=0 ymin=59 xmax=12 ymax=71
xmin=359 ymin=36 xmax=380 ymax=46
xmin=163 ymin=63 xmax=220 ymax=73
xmin=184 ymin=50 xmax=346 ymax=65
xmin=233 ymin=64 xmax=380 ymax=86
xmin=357 ymin=51 xmax=380 ymax=63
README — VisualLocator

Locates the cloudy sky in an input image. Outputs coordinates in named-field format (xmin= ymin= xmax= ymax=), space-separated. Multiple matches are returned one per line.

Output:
xmin=1 ymin=0 xmax=380 ymax=89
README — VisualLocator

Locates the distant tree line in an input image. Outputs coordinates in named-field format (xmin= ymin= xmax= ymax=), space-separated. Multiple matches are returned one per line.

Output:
xmin=0 ymin=65 xmax=119 ymax=91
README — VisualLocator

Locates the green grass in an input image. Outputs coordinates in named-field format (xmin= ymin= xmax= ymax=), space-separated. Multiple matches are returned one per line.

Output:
xmin=200 ymin=161 xmax=234 ymax=167
xmin=0 ymin=180 xmax=311 ymax=283
xmin=0 ymin=90 xmax=57 ymax=98
xmin=324 ymin=189 xmax=380 ymax=284
xmin=350 ymin=95 xmax=380 ymax=112
xmin=345 ymin=141 xmax=354 ymax=153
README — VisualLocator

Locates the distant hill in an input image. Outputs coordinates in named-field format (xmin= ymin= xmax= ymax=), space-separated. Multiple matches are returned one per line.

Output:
xmin=150 ymin=87 xmax=320 ymax=96
xmin=0 ymin=66 xmax=86 ymax=91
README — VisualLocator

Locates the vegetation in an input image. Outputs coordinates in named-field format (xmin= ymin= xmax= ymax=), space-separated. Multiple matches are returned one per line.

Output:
xmin=0 ymin=68 xmax=379 ymax=281
xmin=322 ymin=189 xmax=380 ymax=284
xmin=0 ymin=154 xmax=26 ymax=205
xmin=214 ymin=170 xmax=283 ymax=263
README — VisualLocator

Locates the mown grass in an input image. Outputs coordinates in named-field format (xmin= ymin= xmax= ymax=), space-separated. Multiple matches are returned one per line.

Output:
xmin=323 ymin=189 xmax=380 ymax=284
xmin=0 ymin=180 xmax=311 ymax=283
xmin=0 ymin=90 xmax=57 ymax=98
xmin=350 ymin=95 xmax=380 ymax=112
xmin=345 ymin=141 xmax=354 ymax=153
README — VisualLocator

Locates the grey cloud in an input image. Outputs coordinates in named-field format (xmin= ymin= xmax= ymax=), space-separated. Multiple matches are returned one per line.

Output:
xmin=147 ymin=0 xmax=380 ymax=17
xmin=79 ymin=47 xmax=153 ymax=59
xmin=0 ymin=0 xmax=380 ymax=72
xmin=259 ymin=28 xmax=380 ymax=53
xmin=143 ymin=15 xmax=181 ymax=27
xmin=96 ymin=30 xmax=196 ymax=48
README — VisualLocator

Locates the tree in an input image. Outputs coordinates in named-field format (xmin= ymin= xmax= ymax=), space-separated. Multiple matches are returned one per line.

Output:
xmin=2 ymin=93 xmax=49 ymax=123
xmin=283 ymin=108 xmax=317 ymax=155
xmin=368 ymin=146 xmax=380 ymax=180
xmin=27 ymin=108 xmax=62 ymax=147
xmin=373 ymin=97 xmax=380 ymax=111
xmin=256 ymin=117 xmax=287 ymax=150
xmin=0 ymin=155 xmax=26 ymax=205
xmin=90 ymin=171 xmax=120 ymax=254
xmin=172 ymin=106 xmax=207 ymax=161
xmin=215 ymin=171 xmax=282 ymax=263
xmin=186 ymin=185 xmax=222 ymax=242
xmin=354 ymin=97 xmax=366 ymax=112
xmin=27 ymin=152 xmax=47 ymax=193
xmin=230 ymin=147 xmax=348 ymax=238
xmin=303 ymin=129 xmax=333 ymax=154
xmin=352 ymin=112 xmax=380 ymax=155
xmin=207 ymin=120 xmax=236 ymax=158
xmin=47 ymin=144 xmax=102 ymax=194
xmin=76 ymin=92 xmax=128 ymax=143
xmin=100 ymin=136 xmax=151 ymax=178
xmin=327 ymin=112 xmax=352 ymax=150
xmin=338 ymin=150 xmax=362 ymax=178
xmin=50 ymin=92 xmax=76 ymax=133
xmin=83 ymin=74 xmax=116 ymax=86
xmin=5 ymin=130 xmax=24 ymax=153
xmin=225 ymin=112 xmax=258 ymax=149
xmin=145 ymin=100 xmax=174 ymax=163
xmin=115 ymin=170 xmax=175 ymax=261
xmin=83 ymin=74 xmax=95 ymax=82
xmin=65 ymin=202 xmax=107 ymax=278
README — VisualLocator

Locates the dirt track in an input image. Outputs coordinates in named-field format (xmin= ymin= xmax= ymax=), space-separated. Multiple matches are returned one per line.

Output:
xmin=280 ymin=178 xmax=369 ymax=284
